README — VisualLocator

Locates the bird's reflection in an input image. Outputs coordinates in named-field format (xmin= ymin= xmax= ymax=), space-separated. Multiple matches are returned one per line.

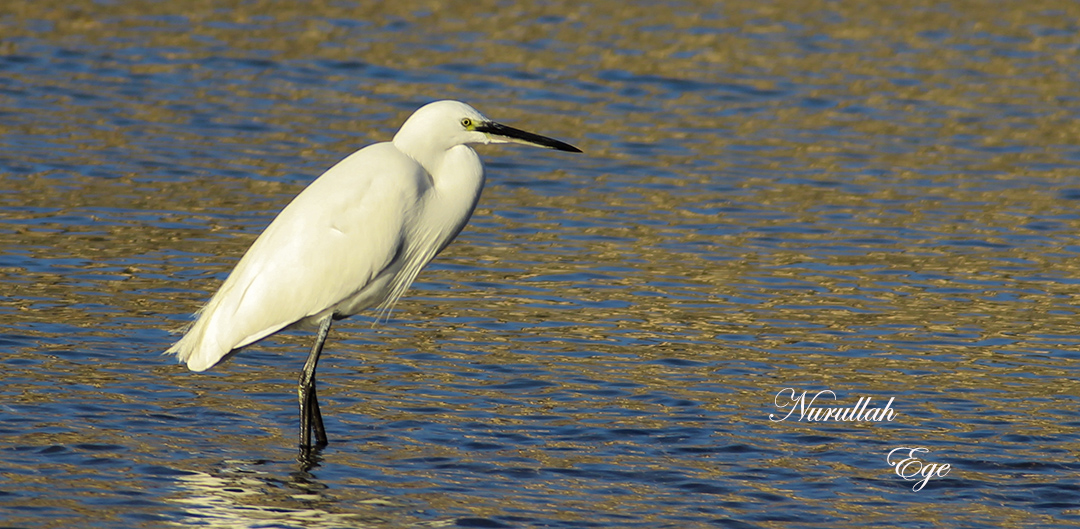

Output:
xmin=169 ymin=458 xmax=385 ymax=528
xmin=298 ymin=443 xmax=325 ymax=472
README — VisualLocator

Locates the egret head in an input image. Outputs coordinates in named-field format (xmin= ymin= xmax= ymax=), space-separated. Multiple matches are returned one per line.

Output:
xmin=393 ymin=101 xmax=581 ymax=167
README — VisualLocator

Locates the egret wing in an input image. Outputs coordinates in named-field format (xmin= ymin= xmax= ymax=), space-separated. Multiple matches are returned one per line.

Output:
xmin=168 ymin=143 xmax=429 ymax=371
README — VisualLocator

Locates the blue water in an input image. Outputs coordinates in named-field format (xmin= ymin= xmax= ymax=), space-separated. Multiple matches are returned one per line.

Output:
xmin=3 ymin=2 xmax=1080 ymax=528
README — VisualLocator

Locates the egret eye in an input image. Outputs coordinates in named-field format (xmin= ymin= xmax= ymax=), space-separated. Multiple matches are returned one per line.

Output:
xmin=461 ymin=118 xmax=472 ymax=128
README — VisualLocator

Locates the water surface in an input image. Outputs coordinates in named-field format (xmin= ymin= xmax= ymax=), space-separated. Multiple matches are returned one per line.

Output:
xmin=2 ymin=1 xmax=1079 ymax=527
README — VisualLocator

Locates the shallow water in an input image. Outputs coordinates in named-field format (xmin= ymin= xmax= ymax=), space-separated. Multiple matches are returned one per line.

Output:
xmin=3 ymin=1 xmax=1080 ymax=527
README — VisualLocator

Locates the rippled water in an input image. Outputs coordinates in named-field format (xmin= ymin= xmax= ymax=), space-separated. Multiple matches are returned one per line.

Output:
xmin=3 ymin=1 xmax=1080 ymax=527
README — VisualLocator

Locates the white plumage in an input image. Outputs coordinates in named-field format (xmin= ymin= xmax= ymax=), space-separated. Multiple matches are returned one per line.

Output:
xmin=166 ymin=100 xmax=580 ymax=455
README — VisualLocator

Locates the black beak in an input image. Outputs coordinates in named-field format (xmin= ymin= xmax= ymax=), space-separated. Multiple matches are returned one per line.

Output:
xmin=475 ymin=121 xmax=583 ymax=153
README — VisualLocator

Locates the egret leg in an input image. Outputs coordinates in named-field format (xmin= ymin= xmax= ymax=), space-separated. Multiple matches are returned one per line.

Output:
xmin=308 ymin=385 xmax=327 ymax=445
xmin=299 ymin=317 xmax=332 ymax=453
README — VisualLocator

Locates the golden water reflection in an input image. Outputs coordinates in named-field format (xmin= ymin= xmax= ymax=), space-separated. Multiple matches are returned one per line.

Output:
xmin=3 ymin=0 xmax=1080 ymax=527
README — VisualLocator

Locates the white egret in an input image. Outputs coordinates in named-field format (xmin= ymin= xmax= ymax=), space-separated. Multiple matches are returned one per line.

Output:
xmin=167 ymin=100 xmax=581 ymax=456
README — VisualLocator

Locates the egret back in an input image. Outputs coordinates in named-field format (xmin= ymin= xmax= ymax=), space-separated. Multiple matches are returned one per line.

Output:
xmin=168 ymin=143 xmax=430 ymax=371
